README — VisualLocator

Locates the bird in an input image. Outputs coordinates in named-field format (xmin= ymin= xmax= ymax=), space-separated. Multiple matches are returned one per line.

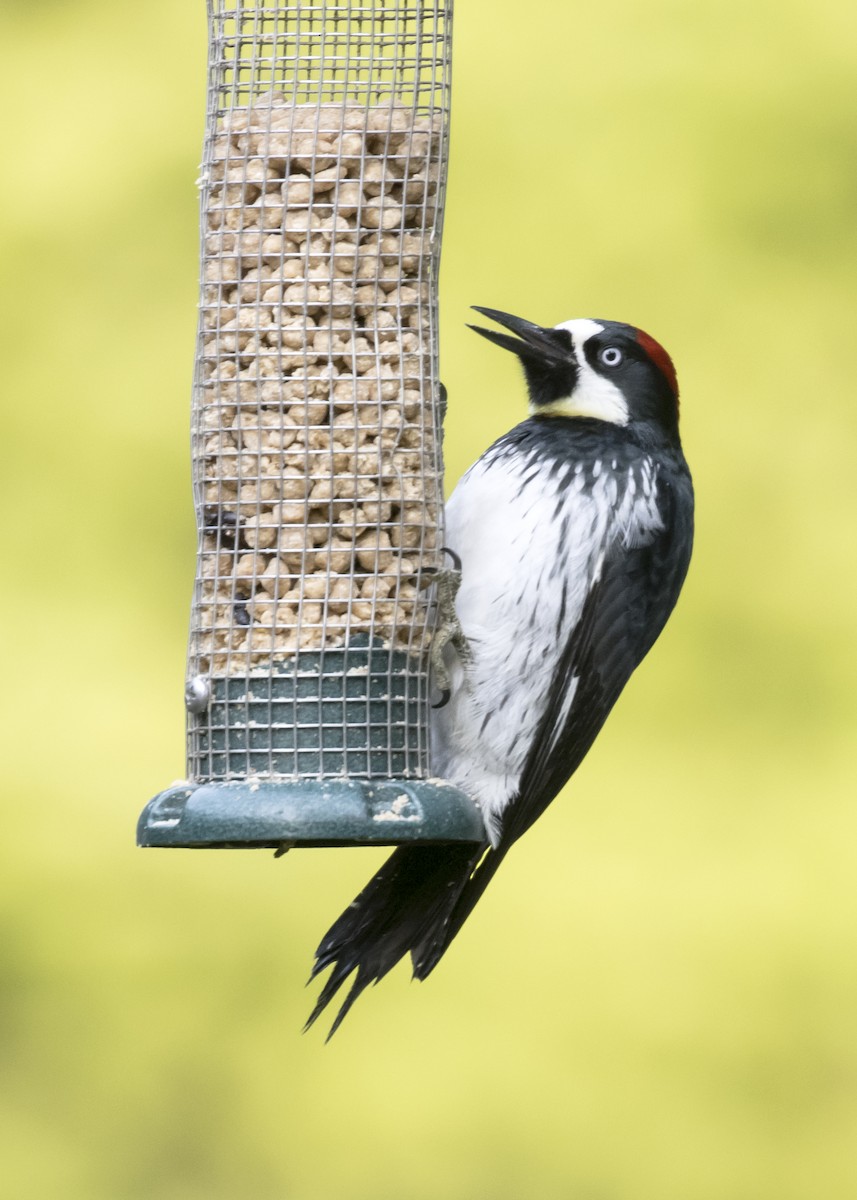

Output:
xmin=306 ymin=306 xmax=694 ymax=1037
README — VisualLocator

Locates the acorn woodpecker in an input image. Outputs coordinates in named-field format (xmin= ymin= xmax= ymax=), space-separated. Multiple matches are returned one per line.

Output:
xmin=307 ymin=307 xmax=694 ymax=1037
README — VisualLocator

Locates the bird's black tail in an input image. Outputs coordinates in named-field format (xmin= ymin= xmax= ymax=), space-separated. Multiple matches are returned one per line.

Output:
xmin=306 ymin=841 xmax=504 ymax=1038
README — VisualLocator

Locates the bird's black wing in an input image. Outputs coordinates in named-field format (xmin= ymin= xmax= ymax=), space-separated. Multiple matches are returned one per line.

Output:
xmin=497 ymin=469 xmax=694 ymax=847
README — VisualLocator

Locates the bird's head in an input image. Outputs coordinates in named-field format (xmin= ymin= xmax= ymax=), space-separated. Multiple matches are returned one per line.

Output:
xmin=469 ymin=307 xmax=681 ymax=443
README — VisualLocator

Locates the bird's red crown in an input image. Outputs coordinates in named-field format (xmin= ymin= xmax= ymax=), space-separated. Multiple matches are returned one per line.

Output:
xmin=635 ymin=329 xmax=678 ymax=398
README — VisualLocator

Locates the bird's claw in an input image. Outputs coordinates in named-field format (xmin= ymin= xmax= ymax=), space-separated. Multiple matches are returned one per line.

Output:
xmin=420 ymin=547 xmax=470 ymax=707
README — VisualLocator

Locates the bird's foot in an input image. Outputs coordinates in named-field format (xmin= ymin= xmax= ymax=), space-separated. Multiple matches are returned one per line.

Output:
xmin=419 ymin=548 xmax=471 ymax=708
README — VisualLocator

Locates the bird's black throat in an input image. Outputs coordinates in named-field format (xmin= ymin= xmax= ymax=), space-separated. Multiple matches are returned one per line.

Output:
xmin=521 ymin=350 xmax=578 ymax=409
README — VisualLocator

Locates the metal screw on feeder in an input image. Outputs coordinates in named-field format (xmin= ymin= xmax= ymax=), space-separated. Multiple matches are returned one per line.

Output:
xmin=138 ymin=0 xmax=484 ymax=850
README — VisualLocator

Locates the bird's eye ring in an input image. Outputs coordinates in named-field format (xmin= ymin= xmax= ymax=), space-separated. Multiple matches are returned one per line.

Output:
xmin=599 ymin=346 xmax=624 ymax=367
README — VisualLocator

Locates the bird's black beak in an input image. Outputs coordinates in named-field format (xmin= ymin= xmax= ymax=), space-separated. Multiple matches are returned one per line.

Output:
xmin=468 ymin=307 xmax=571 ymax=364
xmin=468 ymin=307 xmax=577 ymax=409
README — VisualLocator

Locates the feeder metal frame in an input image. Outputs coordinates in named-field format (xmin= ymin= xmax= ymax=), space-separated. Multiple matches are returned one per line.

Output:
xmin=139 ymin=0 xmax=483 ymax=849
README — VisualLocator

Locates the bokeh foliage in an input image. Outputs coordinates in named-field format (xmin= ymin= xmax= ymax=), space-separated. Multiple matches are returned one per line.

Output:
xmin=2 ymin=1 xmax=856 ymax=1197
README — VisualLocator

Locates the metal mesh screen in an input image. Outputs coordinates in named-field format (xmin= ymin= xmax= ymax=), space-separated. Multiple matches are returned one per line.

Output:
xmin=186 ymin=0 xmax=452 ymax=783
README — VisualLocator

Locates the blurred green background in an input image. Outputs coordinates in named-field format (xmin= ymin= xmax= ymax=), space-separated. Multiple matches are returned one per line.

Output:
xmin=2 ymin=1 xmax=856 ymax=1197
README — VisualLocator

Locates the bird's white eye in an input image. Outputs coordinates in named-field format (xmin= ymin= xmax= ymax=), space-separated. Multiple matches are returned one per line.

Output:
xmin=599 ymin=346 xmax=624 ymax=367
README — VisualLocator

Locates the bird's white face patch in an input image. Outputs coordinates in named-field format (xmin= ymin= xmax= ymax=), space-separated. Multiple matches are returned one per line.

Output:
xmin=532 ymin=318 xmax=630 ymax=426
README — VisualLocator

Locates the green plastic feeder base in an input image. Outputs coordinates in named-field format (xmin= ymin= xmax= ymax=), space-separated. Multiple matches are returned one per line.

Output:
xmin=142 ymin=641 xmax=484 ymax=849
xmin=137 ymin=778 xmax=485 ymax=849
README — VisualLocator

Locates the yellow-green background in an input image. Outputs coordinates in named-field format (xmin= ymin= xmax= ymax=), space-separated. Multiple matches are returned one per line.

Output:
xmin=2 ymin=1 xmax=856 ymax=1197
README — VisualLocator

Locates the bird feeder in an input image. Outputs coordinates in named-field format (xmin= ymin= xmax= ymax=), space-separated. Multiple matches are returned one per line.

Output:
xmin=138 ymin=0 xmax=483 ymax=850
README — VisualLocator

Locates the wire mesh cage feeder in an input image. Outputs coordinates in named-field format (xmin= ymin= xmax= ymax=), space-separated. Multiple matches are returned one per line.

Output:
xmin=138 ymin=0 xmax=483 ymax=850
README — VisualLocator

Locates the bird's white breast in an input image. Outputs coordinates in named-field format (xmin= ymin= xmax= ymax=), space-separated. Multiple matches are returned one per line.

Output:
xmin=430 ymin=445 xmax=662 ymax=845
